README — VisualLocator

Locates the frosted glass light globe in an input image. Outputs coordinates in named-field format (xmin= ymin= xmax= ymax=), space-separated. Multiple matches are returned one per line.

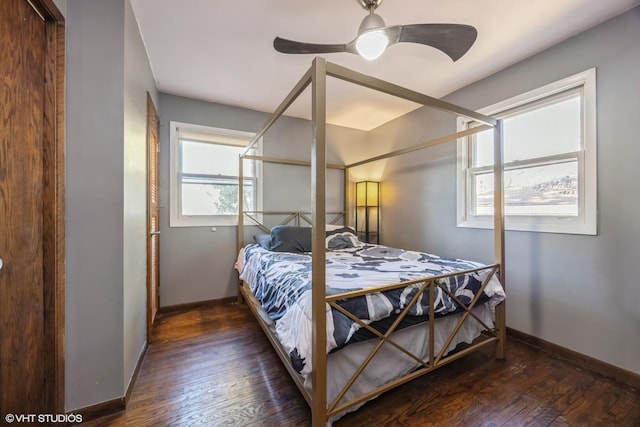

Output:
xmin=355 ymin=30 xmax=389 ymax=60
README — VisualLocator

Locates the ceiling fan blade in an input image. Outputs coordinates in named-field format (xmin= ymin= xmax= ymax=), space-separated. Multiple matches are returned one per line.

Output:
xmin=274 ymin=37 xmax=350 ymax=54
xmin=386 ymin=23 xmax=477 ymax=61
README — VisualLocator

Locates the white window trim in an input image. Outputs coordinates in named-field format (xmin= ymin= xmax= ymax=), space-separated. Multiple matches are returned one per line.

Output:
xmin=457 ymin=68 xmax=597 ymax=235
xmin=169 ymin=121 xmax=262 ymax=227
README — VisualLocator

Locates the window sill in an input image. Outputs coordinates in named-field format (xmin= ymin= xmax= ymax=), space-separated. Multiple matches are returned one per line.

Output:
xmin=457 ymin=217 xmax=596 ymax=235
xmin=170 ymin=215 xmax=240 ymax=228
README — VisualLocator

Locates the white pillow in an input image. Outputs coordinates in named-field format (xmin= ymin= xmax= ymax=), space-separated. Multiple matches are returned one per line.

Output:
xmin=326 ymin=224 xmax=355 ymax=231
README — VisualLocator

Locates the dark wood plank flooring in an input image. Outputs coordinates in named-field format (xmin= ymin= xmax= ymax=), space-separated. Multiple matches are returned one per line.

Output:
xmin=82 ymin=303 xmax=640 ymax=426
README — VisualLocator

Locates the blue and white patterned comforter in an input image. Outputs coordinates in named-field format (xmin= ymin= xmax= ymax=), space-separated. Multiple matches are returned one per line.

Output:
xmin=238 ymin=243 xmax=505 ymax=377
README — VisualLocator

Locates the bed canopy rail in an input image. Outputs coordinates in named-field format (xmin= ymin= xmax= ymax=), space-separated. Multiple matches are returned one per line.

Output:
xmin=324 ymin=61 xmax=498 ymax=127
xmin=240 ymin=68 xmax=314 ymax=158
xmin=242 ymin=154 xmax=345 ymax=170
xmin=346 ymin=124 xmax=492 ymax=168
xmin=236 ymin=57 xmax=504 ymax=427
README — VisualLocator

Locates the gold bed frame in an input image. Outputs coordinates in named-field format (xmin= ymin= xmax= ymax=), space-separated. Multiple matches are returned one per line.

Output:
xmin=236 ymin=57 xmax=505 ymax=426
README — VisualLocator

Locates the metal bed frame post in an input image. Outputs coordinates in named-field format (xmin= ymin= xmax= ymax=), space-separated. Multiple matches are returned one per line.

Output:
xmin=237 ymin=155 xmax=244 ymax=304
xmin=310 ymin=57 xmax=328 ymax=426
xmin=344 ymin=167 xmax=350 ymax=228
xmin=493 ymin=120 xmax=506 ymax=358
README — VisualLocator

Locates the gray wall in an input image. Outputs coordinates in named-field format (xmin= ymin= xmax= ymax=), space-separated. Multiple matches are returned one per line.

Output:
xmin=123 ymin=0 xmax=158 ymax=395
xmin=65 ymin=0 xmax=158 ymax=411
xmin=373 ymin=7 xmax=640 ymax=375
xmin=158 ymin=94 xmax=368 ymax=306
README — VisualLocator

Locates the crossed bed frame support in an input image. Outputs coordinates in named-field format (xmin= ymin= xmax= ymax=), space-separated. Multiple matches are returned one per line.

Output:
xmin=238 ymin=261 xmax=501 ymax=418
xmin=325 ymin=264 xmax=500 ymax=416
xmin=236 ymin=57 xmax=505 ymax=426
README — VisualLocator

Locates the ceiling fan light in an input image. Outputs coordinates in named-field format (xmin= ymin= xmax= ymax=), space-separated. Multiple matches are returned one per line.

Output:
xmin=356 ymin=30 xmax=388 ymax=60
xmin=356 ymin=12 xmax=388 ymax=60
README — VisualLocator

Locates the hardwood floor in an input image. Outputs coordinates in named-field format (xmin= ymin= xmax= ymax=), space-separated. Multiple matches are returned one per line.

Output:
xmin=83 ymin=303 xmax=640 ymax=426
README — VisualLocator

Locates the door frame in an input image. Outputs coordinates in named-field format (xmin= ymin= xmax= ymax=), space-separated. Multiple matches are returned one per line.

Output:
xmin=32 ymin=0 xmax=66 ymax=413
xmin=146 ymin=93 xmax=160 ymax=341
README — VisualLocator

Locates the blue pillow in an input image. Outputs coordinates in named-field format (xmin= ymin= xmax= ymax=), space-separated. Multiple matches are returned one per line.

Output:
xmin=269 ymin=226 xmax=312 ymax=253
xmin=253 ymin=234 xmax=272 ymax=250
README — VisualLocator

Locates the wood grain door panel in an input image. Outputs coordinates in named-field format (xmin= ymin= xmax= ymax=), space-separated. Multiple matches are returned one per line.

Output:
xmin=0 ymin=0 xmax=46 ymax=414
xmin=1 ymin=0 xmax=65 ymax=413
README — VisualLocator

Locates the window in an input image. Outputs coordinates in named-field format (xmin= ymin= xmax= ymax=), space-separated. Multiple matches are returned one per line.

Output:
xmin=457 ymin=69 xmax=597 ymax=234
xmin=169 ymin=121 xmax=261 ymax=227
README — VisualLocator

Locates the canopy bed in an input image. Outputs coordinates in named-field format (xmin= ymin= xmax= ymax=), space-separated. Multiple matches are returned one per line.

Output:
xmin=235 ymin=57 xmax=505 ymax=426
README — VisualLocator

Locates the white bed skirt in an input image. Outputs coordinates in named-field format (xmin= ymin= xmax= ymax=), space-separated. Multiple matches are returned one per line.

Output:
xmin=308 ymin=305 xmax=493 ymax=423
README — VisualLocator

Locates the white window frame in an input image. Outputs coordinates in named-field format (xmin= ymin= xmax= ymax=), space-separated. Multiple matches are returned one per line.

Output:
xmin=457 ymin=68 xmax=597 ymax=235
xmin=169 ymin=121 xmax=262 ymax=227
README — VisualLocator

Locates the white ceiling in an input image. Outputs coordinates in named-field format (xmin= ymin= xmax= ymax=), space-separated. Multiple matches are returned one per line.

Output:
xmin=130 ymin=0 xmax=639 ymax=131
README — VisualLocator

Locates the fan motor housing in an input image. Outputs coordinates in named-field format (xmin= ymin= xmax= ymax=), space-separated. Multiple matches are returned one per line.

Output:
xmin=359 ymin=0 xmax=383 ymax=12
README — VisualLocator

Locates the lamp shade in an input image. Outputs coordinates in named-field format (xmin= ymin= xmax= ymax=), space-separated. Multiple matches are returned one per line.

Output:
xmin=355 ymin=181 xmax=380 ymax=244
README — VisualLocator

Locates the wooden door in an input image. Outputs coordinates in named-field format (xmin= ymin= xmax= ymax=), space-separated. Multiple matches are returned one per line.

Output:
xmin=147 ymin=94 xmax=160 ymax=340
xmin=0 ymin=0 xmax=65 ymax=414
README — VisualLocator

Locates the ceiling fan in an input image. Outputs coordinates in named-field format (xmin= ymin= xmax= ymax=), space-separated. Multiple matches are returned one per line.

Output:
xmin=274 ymin=0 xmax=477 ymax=61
